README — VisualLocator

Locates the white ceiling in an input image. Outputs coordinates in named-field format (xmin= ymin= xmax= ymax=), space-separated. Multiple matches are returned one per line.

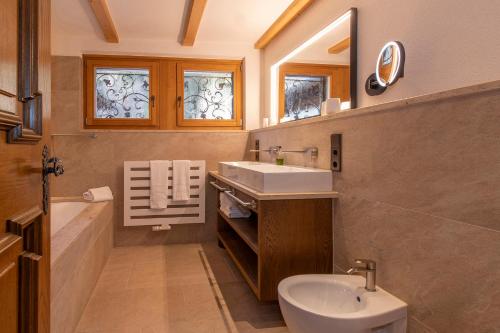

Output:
xmin=51 ymin=0 xmax=294 ymax=45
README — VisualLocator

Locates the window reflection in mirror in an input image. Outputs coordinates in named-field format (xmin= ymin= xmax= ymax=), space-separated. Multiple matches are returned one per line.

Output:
xmin=275 ymin=9 xmax=356 ymax=124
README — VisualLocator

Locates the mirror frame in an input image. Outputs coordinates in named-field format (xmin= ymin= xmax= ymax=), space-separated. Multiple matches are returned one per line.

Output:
xmin=349 ymin=8 xmax=358 ymax=109
xmin=375 ymin=41 xmax=405 ymax=87
xmin=365 ymin=41 xmax=405 ymax=96
xmin=269 ymin=8 xmax=357 ymax=125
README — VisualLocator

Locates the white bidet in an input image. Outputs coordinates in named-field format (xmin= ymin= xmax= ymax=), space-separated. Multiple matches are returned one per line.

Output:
xmin=278 ymin=274 xmax=407 ymax=333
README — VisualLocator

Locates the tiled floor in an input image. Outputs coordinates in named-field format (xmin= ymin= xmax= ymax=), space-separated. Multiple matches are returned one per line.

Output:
xmin=202 ymin=243 xmax=289 ymax=333
xmin=75 ymin=244 xmax=234 ymax=333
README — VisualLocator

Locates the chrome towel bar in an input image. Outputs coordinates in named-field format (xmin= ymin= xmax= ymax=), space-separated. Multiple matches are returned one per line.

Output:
xmin=224 ymin=190 xmax=257 ymax=210
xmin=209 ymin=181 xmax=229 ymax=191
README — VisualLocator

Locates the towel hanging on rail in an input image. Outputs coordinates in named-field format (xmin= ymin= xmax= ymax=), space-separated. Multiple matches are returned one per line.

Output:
xmin=172 ymin=160 xmax=191 ymax=201
xmin=150 ymin=160 xmax=169 ymax=209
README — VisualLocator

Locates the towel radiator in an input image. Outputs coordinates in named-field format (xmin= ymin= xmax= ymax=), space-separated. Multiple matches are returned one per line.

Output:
xmin=123 ymin=160 xmax=206 ymax=228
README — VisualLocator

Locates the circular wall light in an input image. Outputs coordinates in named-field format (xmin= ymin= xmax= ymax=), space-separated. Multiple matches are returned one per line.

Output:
xmin=366 ymin=41 xmax=405 ymax=96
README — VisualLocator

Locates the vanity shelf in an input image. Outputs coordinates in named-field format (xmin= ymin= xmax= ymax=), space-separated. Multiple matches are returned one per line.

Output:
xmin=210 ymin=171 xmax=338 ymax=301
xmin=218 ymin=228 xmax=258 ymax=293
xmin=217 ymin=208 xmax=258 ymax=253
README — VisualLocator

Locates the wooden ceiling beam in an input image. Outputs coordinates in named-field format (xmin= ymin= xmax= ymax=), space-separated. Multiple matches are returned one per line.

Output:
xmin=254 ymin=0 xmax=314 ymax=49
xmin=88 ymin=0 xmax=119 ymax=43
xmin=328 ymin=37 xmax=351 ymax=54
xmin=181 ymin=0 xmax=208 ymax=46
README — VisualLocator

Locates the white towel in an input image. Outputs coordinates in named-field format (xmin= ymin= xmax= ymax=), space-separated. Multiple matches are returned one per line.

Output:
xmin=219 ymin=193 xmax=251 ymax=218
xmin=150 ymin=160 xmax=169 ymax=209
xmin=172 ymin=160 xmax=191 ymax=202
xmin=83 ymin=186 xmax=113 ymax=202
xmin=220 ymin=206 xmax=251 ymax=219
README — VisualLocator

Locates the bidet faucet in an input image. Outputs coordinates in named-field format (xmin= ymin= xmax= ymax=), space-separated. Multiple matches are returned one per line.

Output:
xmin=347 ymin=259 xmax=377 ymax=292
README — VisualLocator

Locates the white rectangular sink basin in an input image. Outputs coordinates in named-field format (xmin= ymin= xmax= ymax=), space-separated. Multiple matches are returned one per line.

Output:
xmin=218 ymin=161 xmax=332 ymax=193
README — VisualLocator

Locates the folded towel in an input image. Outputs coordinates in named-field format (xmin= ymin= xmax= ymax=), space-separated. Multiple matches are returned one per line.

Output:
xmin=220 ymin=206 xmax=251 ymax=219
xmin=150 ymin=160 xmax=169 ymax=209
xmin=219 ymin=193 xmax=251 ymax=218
xmin=172 ymin=160 xmax=190 ymax=201
xmin=83 ymin=186 xmax=113 ymax=202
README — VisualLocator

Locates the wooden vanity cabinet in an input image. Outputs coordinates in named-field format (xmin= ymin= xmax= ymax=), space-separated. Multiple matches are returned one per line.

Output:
xmin=210 ymin=172 xmax=336 ymax=301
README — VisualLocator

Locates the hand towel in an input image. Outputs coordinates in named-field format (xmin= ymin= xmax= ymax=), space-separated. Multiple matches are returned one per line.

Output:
xmin=150 ymin=160 xmax=169 ymax=209
xmin=172 ymin=160 xmax=190 ymax=201
xmin=83 ymin=186 xmax=113 ymax=202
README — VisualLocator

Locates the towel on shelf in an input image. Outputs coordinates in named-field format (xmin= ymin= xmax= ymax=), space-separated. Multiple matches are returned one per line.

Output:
xmin=219 ymin=192 xmax=251 ymax=218
xmin=150 ymin=160 xmax=169 ymax=209
xmin=83 ymin=186 xmax=113 ymax=202
xmin=172 ymin=160 xmax=191 ymax=201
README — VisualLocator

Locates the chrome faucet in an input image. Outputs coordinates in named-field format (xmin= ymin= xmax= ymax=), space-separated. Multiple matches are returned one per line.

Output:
xmin=347 ymin=259 xmax=377 ymax=292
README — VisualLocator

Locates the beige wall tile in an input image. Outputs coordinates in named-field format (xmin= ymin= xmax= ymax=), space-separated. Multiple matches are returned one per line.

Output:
xmin=51 ymin=56 xmax=250 ymax=246
xmin=51 ymin=55 xmax=82 ymax=92
xmin=250 ymin=84 xmax=500 ymax=333
xmin=253 ymin=89 xmax=500 ymax=231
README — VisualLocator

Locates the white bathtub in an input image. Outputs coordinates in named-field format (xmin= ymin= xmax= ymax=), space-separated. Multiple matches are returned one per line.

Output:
xmin=50 ymin=198 xmax=113 ymax=333
xmin=51 ymin=201 xmax=90 ymax=236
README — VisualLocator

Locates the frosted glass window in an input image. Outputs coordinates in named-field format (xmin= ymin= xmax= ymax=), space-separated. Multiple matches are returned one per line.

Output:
xmin=184 ymin=71 xmax=234 ymax=120
xmin=283 ymin=75 xmax=328 ymax=122
xmin=95 ymin=68 xmax=150 ymax=119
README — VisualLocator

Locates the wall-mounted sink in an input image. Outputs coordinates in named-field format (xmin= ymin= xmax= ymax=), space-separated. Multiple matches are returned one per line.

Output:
xmin=218 ymin=161 xmax=332 ymax=193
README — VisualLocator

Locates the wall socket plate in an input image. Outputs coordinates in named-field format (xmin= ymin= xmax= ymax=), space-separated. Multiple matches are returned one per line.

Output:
xmin=330 ymin=134 xmax=342 ymax=171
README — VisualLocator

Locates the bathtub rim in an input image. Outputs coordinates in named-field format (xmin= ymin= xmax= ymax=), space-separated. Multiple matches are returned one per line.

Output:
xmin=50 ymin=197 xmax=112 ymax=265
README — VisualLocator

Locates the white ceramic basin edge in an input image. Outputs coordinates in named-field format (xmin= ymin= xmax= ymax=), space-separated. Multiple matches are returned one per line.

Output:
xmin=218 ymin=161 xmax=332 ymax=193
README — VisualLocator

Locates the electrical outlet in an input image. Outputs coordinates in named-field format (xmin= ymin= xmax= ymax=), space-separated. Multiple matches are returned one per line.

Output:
xmin=331 ymin=134 xmax=342 ymax=171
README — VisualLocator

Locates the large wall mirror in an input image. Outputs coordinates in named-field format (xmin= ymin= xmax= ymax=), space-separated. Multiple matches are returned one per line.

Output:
xmin=270 ymin=8 xmax=357 ymax=124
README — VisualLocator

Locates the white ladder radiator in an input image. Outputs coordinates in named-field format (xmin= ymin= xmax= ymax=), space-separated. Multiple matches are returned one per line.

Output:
xmin=124 ymin=161 xmax=206 ymax=228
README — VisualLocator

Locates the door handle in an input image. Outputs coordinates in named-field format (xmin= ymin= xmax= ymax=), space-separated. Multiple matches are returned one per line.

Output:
xmin=45 ymin=157 xmax=64 ymax=177
xmin=42 ymin=145 xmax=64 ymax=214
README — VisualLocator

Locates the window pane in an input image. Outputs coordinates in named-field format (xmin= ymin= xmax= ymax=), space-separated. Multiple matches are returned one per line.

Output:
xmin=283 ymin=75 xmax=328 ymax=122
xmin=184 ymin=71 xmax=234 ymax=120
xmin=95 ymin=68 xmax=150 ymax=119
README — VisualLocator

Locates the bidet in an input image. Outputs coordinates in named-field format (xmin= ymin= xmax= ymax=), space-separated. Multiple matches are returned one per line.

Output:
xmin=278 ymin=274 xmax=407 ymax=333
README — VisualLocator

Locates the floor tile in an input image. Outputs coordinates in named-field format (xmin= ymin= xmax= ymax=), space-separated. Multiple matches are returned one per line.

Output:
xmin=202 ymin=242 xmax=289 ymax=333
xmin=75 ymin=244 xmax=232 ymax=333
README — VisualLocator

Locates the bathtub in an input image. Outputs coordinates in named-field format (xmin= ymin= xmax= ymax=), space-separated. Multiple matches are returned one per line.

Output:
xmin=51 ymin=201 xmax=90 ymax=236
xmin=50 ymin=198 xmax=113 ymax=333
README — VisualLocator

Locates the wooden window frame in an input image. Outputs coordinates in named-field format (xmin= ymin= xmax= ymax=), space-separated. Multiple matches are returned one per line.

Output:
xmin=83 ymin=55 xmax=244 ymax=130
xmin=176 ymin=60 xmax=242 ymax=128
xmin=83 ymin=56 xmax=160 ymax=129
xmin=278 ymin=62 xmax=350 ymax=120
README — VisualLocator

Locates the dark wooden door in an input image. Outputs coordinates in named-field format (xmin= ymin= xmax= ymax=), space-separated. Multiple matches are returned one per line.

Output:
xmin=0 ymin=0 xmax=52 ymax=332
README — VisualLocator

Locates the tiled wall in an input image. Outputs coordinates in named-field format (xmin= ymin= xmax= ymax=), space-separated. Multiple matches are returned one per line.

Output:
xmin=251 ymin=82 xmax=500 ymax=333
xmin=51 ymin=56 xmax=250 ymax=246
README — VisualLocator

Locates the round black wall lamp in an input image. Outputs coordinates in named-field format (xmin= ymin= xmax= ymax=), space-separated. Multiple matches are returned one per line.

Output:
xmin=365 ymin=41 xmax=405 ymax=96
